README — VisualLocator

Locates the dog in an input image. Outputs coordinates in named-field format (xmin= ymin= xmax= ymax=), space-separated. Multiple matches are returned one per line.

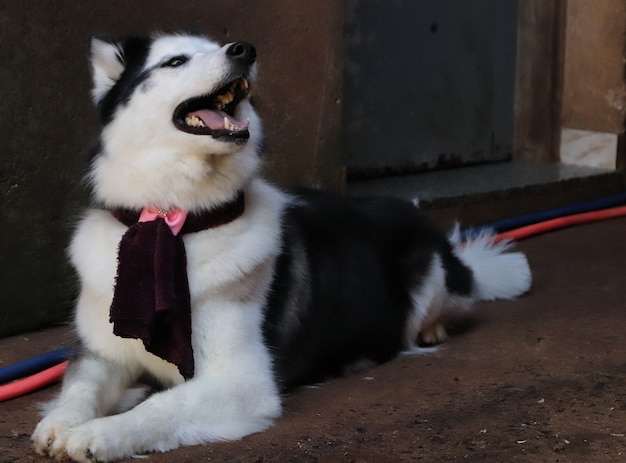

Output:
xmin=32 ymin=32 xmax=531 ymax=462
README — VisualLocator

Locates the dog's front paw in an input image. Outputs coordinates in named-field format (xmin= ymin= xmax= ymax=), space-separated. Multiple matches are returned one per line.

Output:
xmin=32 ymin=408 xmax=90 ymax=460
xmin=60 ymin=418 xmax=138 ymax=463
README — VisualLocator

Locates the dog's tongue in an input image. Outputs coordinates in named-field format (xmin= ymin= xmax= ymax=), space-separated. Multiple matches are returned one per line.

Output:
xmin=189 ymin=109 xmax=249 ymax=131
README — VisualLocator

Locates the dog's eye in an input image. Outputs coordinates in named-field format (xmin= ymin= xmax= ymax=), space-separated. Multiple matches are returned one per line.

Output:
xmin=162 ymin=55 xmax=189 ymax=68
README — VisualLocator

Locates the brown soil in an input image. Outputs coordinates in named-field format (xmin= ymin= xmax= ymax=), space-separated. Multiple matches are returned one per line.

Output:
xmin=1 ymin=217 xmax=625 ymax=462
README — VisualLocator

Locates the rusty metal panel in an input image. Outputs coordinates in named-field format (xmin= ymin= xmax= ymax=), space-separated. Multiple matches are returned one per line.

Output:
xmin=344 ymin=0 xmax=519 ymax=179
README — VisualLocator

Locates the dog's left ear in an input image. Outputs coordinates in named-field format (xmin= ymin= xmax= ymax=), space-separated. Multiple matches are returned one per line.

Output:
xmin=90 ymin=37 xmax=125 ymax=104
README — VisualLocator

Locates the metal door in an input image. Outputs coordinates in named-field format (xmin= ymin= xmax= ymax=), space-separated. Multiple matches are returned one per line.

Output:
xmin=344 ymin=0 xmax=519 ymax=179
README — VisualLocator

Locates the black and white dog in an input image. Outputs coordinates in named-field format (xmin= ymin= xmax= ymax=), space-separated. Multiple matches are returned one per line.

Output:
xmin=32 ymin=33 xmax=531 ymax=462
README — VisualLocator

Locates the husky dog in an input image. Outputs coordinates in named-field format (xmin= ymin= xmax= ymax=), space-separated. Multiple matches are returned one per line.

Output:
xmin=32 ymin=33 xmax=531 ymax=462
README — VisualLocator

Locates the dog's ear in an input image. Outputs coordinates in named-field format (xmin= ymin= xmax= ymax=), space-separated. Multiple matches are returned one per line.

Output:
xmin=90 ymin=37 xmax=125 ymax=104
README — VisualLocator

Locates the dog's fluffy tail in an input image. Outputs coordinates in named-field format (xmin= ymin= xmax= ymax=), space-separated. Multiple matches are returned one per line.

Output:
xmin=449 ymin=226 xmax=532 ymax=301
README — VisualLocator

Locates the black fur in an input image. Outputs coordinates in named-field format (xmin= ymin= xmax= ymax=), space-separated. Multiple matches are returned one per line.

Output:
xmin=97 ymin=37 xmax=152 ymax=125
xmin=263 ymin=189 xmax=473 ymax=391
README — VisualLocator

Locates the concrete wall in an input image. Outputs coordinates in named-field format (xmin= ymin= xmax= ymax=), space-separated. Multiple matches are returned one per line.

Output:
xmin=0 ymin=1 xmax=344 ymax=337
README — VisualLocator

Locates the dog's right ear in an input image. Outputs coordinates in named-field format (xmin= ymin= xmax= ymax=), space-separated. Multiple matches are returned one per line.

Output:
xmin=90 ymin=37 xmax=125 ymax=104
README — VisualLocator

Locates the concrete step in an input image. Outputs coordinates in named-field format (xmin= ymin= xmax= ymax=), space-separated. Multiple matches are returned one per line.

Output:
xmin=347 ymin=161 xmax=624 ymax=228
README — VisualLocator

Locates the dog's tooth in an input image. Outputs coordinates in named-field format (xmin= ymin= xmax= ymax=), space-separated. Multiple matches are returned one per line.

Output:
xmin=224 ymin=117 xmax=231 ymax=130
xmin=185 ymin=115 xmax=206 ymax=128
xmin=216 ymin=91 xmax=234 ymax=106
xmin=223 ymin=91 xmax=234 ymax=104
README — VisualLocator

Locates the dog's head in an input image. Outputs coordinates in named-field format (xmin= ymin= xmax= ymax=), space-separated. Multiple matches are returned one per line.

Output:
xmin=87 ymin=33 xmax=262 ymax=210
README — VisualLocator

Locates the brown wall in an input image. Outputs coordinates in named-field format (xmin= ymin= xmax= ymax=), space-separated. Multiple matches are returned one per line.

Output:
xmin=514 ymin=0 xmax=626 ymax=163
xmin=0 ymin=1 xmax=344 ymax=336
xmin=513 ymin=0 xmax=566 ymax=163
xmin=561 ymin=0 xmax=626 ymax=134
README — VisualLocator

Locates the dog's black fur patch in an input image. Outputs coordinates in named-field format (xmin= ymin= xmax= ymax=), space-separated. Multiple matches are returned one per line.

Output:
xmin=263 ymin=189 xmax=473 ymax=391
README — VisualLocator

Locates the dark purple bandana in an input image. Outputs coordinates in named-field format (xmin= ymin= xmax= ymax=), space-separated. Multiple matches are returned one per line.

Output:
xmin=110 ymin=192 xmax=245 ymax=379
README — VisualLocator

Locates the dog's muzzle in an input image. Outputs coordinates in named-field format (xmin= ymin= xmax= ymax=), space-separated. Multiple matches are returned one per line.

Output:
xmin=173 ymin=42 xmax=256 ymax=144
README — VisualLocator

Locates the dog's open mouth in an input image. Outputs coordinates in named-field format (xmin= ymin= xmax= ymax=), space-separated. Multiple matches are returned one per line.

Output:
xmin=173 ymin=77 xmax=250 ymax=143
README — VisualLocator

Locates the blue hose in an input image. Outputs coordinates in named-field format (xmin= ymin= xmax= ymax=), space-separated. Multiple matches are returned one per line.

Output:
xmin=0 ymin=347 xmax=71 ymax=384
xmin=463 ymin=191 xmax=626 ymax=239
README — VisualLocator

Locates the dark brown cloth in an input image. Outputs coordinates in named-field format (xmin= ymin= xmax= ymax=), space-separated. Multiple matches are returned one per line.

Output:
xmin=109 ymin=192 xmax=245 ymax=379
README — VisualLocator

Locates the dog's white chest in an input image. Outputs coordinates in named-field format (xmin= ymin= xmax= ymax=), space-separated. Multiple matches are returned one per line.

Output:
xmin=68 ymin=181 xmax=288 ymax=383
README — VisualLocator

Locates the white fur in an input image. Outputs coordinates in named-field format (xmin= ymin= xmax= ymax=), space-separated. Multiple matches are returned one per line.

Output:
xmin=90 ymin=39 xmax=125 ymax=104
xmin=449 ymin=226 xmax=532 ymax=301
xmin=404 ymin=253 xmax=447 ymax=349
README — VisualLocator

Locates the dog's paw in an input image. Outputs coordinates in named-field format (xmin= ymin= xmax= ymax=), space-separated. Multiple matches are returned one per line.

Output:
xmin=419 ymin=321 xmax=448 ymax=346
xmin=59 ymin=418 xmax=139 ymax=463
xmin=32 ymin=408 xmax=89 ymax=460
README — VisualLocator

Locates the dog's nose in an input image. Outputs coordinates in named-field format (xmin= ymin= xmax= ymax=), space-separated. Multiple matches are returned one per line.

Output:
xmin=226 ymin=42 xmax=256 ymax=65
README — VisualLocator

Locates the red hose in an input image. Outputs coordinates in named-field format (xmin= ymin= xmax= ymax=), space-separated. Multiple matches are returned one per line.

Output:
xmin=494 ymin=205 xmax=626 ymax=243
xmin=0 ymin=361 xmax=68 ymax=402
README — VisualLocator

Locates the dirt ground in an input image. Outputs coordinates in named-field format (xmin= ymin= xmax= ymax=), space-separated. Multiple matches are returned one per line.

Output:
xmin=1 ymin=217 xmax=625 ymax=462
